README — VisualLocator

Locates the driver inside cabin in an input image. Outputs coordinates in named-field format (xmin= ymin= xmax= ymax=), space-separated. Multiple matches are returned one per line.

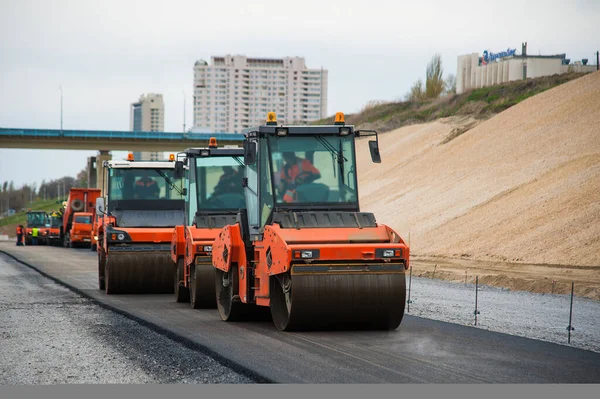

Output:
xmin=134 ymin=170 xmax=160 ymax=200
xmin=213 ymin=165 xmax=244 ymax=196
xmin=278 ymin=151 xmax=321 ymax=203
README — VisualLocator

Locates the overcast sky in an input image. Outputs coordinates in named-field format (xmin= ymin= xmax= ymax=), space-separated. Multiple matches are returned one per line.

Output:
xmin=0 ymin=0 xmax=598 ymax=190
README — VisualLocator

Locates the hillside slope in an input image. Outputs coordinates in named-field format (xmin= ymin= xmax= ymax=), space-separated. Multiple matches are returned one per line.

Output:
xmin=357 ymin=70 xmax=600 ymax=267
xmin=317 ymin=72 xmax=588 ymax=133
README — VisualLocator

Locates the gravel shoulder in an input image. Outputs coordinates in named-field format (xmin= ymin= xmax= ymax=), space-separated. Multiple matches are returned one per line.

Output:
xmin=406 ymin=272 xmax=600 ymax=354
xmin=0 ymin=254 xmax=254 ymax=384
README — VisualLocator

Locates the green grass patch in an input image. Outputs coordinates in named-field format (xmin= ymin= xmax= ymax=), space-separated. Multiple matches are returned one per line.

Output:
xmin=0 ymin=198 xmax=64 ymax=227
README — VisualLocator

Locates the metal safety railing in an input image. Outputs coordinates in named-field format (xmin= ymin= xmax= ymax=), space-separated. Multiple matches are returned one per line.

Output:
xmin=405 ymin=265 xmax=591 ymax=348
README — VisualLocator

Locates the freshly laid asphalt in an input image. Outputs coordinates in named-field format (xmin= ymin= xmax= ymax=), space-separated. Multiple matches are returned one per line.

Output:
xmin=1 ymin=242 xmax=599 ymax=383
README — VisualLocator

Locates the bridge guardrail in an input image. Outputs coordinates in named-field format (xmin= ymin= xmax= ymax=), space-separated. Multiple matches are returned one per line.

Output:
xmin=0 ymin=128 xmax=245 ymax=142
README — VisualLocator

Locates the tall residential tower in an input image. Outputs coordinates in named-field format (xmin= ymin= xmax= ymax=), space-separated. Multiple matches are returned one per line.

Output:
xmin=129 ymin=93 xmax=164 ymax=161
xmin=192 ymin=55 xmax=328 ymax=133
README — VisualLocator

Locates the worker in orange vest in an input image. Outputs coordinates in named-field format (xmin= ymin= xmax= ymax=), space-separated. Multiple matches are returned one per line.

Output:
xmin=16 ymin=225 xmax=24 ymax=246
xmin=278 ymin=152 xmax=321 ymax=203
xmin=134 ymin=171 xmax=160 ymax=199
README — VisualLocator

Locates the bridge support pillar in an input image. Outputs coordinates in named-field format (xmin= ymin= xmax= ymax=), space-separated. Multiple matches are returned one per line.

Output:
xmin=87 ymin=156 xmax=97 ymax=188
xmin=95 ymin=150 xmax=112 ymax=197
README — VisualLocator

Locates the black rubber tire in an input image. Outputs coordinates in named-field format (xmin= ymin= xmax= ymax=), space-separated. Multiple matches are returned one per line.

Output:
xmin=104 ymin=256 xmax=118 ymax=294
xmin=98 ymin=249 xmax=106 ymax=291
xmin=215 ymin=265 xmax=243 ymax=321
xmin=175 ymin=258 xmax=190 ymax=303
xmin=63 ymin=233 xmax=70 ymax=248
xmin=189 ymin=263 xmax=216 ymax=309
xmin=270 ymin=273 xmax=293 ymax=331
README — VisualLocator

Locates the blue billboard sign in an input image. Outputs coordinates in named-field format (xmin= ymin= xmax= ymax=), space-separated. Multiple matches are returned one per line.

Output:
xmin=483 ymin=48 xmax=517 ymax=63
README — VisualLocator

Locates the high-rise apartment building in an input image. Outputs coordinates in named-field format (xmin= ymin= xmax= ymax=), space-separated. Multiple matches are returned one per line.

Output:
xmin=129 ymin=93 xmax=164 ymax=161
xmin=192 ymin=55 xmax=328 ymax=133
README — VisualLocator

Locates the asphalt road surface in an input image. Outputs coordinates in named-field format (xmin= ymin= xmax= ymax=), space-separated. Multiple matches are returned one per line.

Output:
xmin=1 ymin=242 xmax=599 ymax=383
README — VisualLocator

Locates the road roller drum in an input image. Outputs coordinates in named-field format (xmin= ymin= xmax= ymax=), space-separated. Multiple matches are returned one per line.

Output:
xmin=104 ymin=251 xmax=174 ymax=294
xmin=269 ymin=266 xmax=406 ymax=331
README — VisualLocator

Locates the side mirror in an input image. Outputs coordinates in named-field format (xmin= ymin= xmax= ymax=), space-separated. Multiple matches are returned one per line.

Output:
xmin=182 ymin=187 xmax=188 ymax=196
xmin=244 ymin=141 xmax=257 ymax=165
xmin=174 ymin=160 xmax=185 ymax=178
xmin=369 ymin=140 xmax=381 ymax=163
xmin=95 ymin=197 xmax=105 ymax=215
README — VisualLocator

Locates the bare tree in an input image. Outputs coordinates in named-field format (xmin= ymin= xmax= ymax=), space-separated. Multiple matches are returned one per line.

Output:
xmin=406 ymin=79 xmax=425 ymax=102
xmin=75 ymin=167 xmax=88 ymax=188
xmin=445 ymin=73 xmax=457 ymax=95
xmin=425 ymin=54 xmax=446 ymax=99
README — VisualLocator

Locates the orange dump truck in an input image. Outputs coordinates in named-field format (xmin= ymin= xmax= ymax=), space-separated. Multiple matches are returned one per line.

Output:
xmin=67 ymin=212 xmax=93 ymax=247
xmin=61 ymin=188 xmax=102 ymax=248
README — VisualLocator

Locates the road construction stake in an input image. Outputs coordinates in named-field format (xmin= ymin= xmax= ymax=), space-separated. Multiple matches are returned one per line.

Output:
xmin=474 ymin=276 xmax=480 ymax=326
xmin=567 ymin=281 xmax=575 ymax=343
xmin=407 ymin=266 xmax=413 ymax=313
xmin=432 ymin=264 xmax=437 ymax=279
xmin=465 ymin=270 xmax=468 ymax=285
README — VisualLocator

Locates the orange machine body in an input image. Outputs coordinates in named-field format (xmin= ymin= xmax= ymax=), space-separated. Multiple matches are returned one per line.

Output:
xmin=213 ymin=223 xmax=409 ymax=307
xmin=170 ymin=142 xmax=246 ymax=306
xmin=62 ymin=188 xmax=102 ymax=247
xmin=171 ymin=224 xmax=221 ymax=290
xmin=98 ymin=214 xmax=175 ymax=250
xmin=69 ymin=212 xmax=94 ymax=245
xmin=46 ymin=221 xmax=61 ymax=246
xmin=210 ymin=114 xmax=408 ymax=331
xmin=24 ymin=211 xmax=50 ymax=245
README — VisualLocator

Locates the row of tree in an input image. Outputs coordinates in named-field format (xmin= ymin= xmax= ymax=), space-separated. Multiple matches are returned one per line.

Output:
xmin=0 ymin=166 xmax=88 ymax=217
xmin=406 ymin=53 xmax=457 ymax=101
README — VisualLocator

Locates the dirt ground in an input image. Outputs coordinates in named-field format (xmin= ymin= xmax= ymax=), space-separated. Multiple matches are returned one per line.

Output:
xmin=411 ymin=255 xmax=600 ymax=301
xmin=357 ymin=71 xmax=600 ymax=300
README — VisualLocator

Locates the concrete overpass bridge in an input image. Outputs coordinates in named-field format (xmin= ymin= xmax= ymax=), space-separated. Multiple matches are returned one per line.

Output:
xmin=0 ymin=127 xmax=245 ymax=194
xmin=0 ymin=127 xmax=244 ymax=151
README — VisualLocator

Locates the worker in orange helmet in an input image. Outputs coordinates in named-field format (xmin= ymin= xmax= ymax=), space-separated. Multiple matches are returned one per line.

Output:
xmin=278 ymin=152 xmax=321 ymax=203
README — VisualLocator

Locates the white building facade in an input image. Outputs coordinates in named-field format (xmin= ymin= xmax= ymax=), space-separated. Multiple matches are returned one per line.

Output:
xmin=129 ymin=93 xmax=165 ymax=161
xmin=457 ymin=44 xmax=597 ymax=94
xmin=192 ymin=55 xmax=328 ymax=133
